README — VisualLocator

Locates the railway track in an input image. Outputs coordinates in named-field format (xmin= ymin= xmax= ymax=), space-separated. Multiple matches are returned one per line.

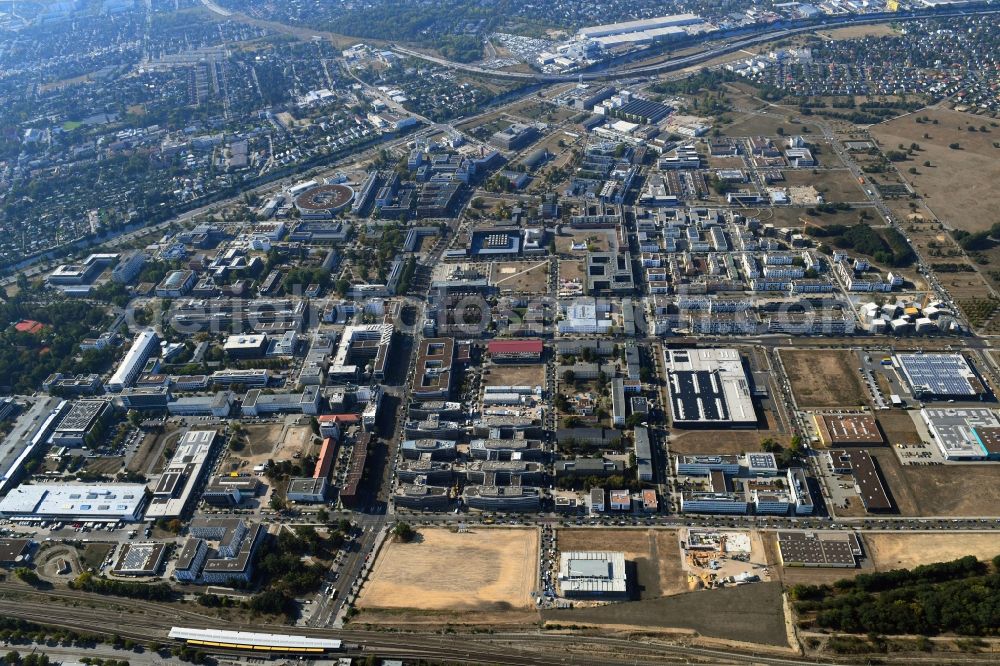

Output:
xmin=5 ymin=586 xmax=997 ymax=666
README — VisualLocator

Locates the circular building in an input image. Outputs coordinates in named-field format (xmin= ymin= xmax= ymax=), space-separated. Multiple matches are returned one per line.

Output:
xmin=294 ymin=183 xmax=355 ymax=218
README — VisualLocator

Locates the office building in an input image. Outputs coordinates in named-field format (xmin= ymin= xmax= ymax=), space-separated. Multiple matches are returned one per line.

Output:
xmin=108 ymin=330 xmax=159 ymax=392
xmin=146 ymin=430 xmax=218 ymax=520
xmin=51 ymin=399 xmax=113 ymax=446
xmin=286 ymin=477 xmax=329 ymax=503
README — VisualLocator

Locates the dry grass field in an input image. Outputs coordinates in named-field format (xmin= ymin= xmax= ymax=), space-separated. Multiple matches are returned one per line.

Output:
xmin=893 ymin=460 xmax=1000 ymax=517
xmin=866 ymin=533 xmax=1000 ymax=570
xmin=359 ymin=528 xmax=538 ymax=611
xmin=763 ymin=205 xmax=865 ymax=230
xmin=817 ymin=24 xmax=899 ymax=39
xmin=719 ymin=108 xmax=820 ymax=138
xmin=780 ymin=350 xmax=867 ymax=408
xmin=871 ymin=108 xmax=1000 ymax=233
xmin=556 ymin=529 xmax=688 ymax=598
xmin=491 ymin=260 xmax=549 ymax=294
xmin=669 ymin=429 xmax=791 ymax=456
xmin=782 ymin=169 xmax=867 ymax=203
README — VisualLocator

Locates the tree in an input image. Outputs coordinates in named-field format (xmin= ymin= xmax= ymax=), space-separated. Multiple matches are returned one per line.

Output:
xmin=269 ymin=494 xmax=285 ymax=512
xmin=626 ymin=413 xmax=646 ymax=428
xmin=392 ymin=522 xmax=416 ymax=543
xmin=14 ymin=568 xmax=40 ymax=586
xmin=561 ymin=369 xmax=575 ymax=384
xmin=317 ymin=508 xmax=329 ymax=523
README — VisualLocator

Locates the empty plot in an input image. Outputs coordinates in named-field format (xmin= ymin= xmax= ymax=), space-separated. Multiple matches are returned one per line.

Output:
xmin=541 ymin=582 xmax=789 ymax=646
xmin=781 ymin=350 xmax=867 ymax=409
xmin=892 ymin=460 xmax=1000 ymax=517
xmin=669 ymin=429 xmax=789 ymax=455
xmin=783 ymin=169 xmax=866 ymax=202
xmin=485 ymin=364 xmax=545 ymax=388
xmin=866 ymin=533 xmax=1000 ymax=571
xmin=491 ymin=261 xmax=549 ymax=294
xmin=359 ymin=528 xmax=538 ymax=611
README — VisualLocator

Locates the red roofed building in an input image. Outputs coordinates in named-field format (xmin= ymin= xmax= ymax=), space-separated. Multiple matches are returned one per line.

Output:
xmin=313 ymin=437 xmax=338 ymax=480
xmin=487 ymin=339 xmax=543 ymax=363
xmin=318 ymin=413 xmax=360 ymax=439
xmin=13 ymin=320 xmax=45 ymax=335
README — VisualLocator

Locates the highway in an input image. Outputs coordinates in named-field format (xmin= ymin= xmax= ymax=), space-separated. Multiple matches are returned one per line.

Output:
xmin=391 ymin=6 xmax=1000 ymax=83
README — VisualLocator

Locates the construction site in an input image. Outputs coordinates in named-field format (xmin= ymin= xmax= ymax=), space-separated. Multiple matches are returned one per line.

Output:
xmin=679 ymin=529 xmax=772 ymax=590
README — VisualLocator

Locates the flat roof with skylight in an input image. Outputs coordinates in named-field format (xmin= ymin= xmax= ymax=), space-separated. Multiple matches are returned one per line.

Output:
xmin=663 ymin=348 xmax=756 ymax=427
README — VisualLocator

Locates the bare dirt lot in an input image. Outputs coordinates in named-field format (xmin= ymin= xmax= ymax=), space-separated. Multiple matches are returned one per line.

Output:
xmin=557 ymin=529 xmax=687 ymax=598
xmin=886 ymin=454 xmax=1000 ymax=517
xmin=877 ymin=411 xmax=923 ymax=447
xmin=541 ymin=582 xmax=789 ymax=646
xmin=359 ymin=528 xmax=538 ymax=611
xmin=222 ymin=422 xmax=317 ymax=472
xmin=557 ymin=259 xmax=586 ymax=285
xmin=491 ymin=260 xmax=549 ymax=294
xmin=781 ymin=350 xmax=867 ymax=409
xmin=866 ymin=533 xmax=1000 ymax=570
xmin=871 ymin=108 xmax=1000 ymax=233
xmin=485 ymin=364 xmax=545 ymax=388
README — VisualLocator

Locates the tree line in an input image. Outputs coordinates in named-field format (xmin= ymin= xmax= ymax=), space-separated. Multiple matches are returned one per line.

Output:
xmin=792 ymin=555 xmax=1000 ymax=636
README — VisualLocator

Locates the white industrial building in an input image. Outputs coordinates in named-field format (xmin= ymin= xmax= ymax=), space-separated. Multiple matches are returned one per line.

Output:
xmin=558 ymin=551 xmax=628 ymax=598
xmin=663 ymin=348 xmax=756 ymax=427
xmin=577 ymin=13 xmax=702 ymax=40
xmin=0 ymin=483 xmax=148 ymax=522
xmin=107 ymin=330 xmax=159 ymax=392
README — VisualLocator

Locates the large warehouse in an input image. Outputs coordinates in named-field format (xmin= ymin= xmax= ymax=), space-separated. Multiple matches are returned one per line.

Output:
xmin=814 ymin=413 xmax=884 ymax=447
xmin=920 ymin=408 xmax=1000 ymax=460
xmin=663 ymin=348 xmax=756 ymax=427
xmin=577 ymin=13 xmax=702 ymax=40
xmin=0 ymin=483 xmax=148 ymax=522
xmin=777 ymin=531 xmax=863 ymax=568
xmin=894 ymin=353 xmax=985 ymax=399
